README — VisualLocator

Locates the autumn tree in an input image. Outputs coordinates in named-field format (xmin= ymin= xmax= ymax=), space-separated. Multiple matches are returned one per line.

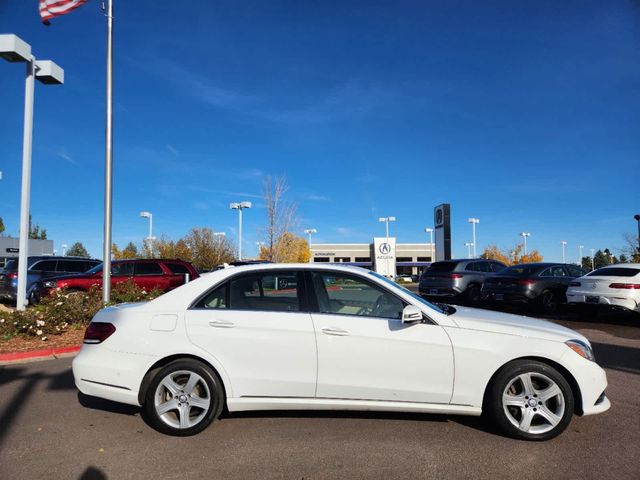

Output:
xmin=154 ymin=236 xmax=192 ymax=261
xmin=482 ymin=244 xmax=543 ymax=266
xmin=622 ymin=233 xmax=640 ymax=262
xmin=261 ymin=175 xmax=298 ymax=262
xmin=0 ymin=216 xmax=5 ymax=235
xmin=259 ymin=232 xmax=310 ymax=263
xmin=184 ymin=227 xmax=235 ymax=271
xmin=66 ymin=242 xmax=89 ymax=257
xmin=29 ymin=214 xmax=47 ymax=239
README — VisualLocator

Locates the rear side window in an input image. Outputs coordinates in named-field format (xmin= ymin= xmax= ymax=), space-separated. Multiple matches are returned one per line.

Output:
xmin=566 ymin=265 xmax=584 ymax=277
xmin=477 ymin=262 xmax=491 ymax=273
xmin=491 ymin=262 xmax=506 ymax=272
xmin=427 ymin=261 xmax=457 ymax=273
xmin=588 ymin=267 xmax=640 ymax=277
xmin=112 ymin=263 xmax=134 ymax=276
xmin=465 ymin=262 xmax=479 ymax=272
xmin=57 ymin=260 xmax=90 ymax=273
xmin=541 ymin=266 xmax=567 ymax=277
xmin=228 ymin=271 xmax=300 ymax=312
xmin=135 ymin=262 xmax=164 ymax=276
xmin=30 ymin=260 xmax=57 ymax=272
xmin=164 ymin=263 xmax=191 ymax=275
xmin=196 ymin=283 xmax=228 ymax=309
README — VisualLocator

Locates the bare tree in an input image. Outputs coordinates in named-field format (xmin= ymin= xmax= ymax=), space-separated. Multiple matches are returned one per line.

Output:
xmin=262 ymin=175 xmax=298 ymax=262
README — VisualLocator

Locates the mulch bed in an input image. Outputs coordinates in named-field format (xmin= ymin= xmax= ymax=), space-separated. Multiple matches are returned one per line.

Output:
xmin=0 ymin=327 xmax=85 ymax=354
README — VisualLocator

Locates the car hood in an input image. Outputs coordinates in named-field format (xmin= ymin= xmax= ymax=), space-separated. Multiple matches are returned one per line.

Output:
xmin=451 ymin=306 xmax=588 ymax=344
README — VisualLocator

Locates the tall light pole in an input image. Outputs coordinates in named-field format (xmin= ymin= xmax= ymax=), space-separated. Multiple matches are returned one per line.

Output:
xmin=634 ymin=214 xmax=640 ymax=255
xmin=1 ymin=34 xmax=64 ymax=310
xmin=464 ymin=242 xmax=474 ymax=259
xmin=230 ymin=201 xmax=252 ymax=260
xmin=139 ymin=211 xmax=153 ymax=241
xmin=425 ymin=227 xmax=434 ymax=261
xmin=578 ymin=245 xmax=584 ymax=266
xmin=590 ymin=248 xmax=595 ymax=270
xmin=561 ymin=240 xmax=567 ymax=263
xmin=304 ymin=228 xmax=317 ymax=246
xmin=468 ymin=218 xmax=480 ymax=258
xmin=520 ymin=232 xmax=531 ymax=255
xmin=378 ymin=216 xmax=396 ymax=238
xmin=61 ymin=244 xmax=68 ymax=256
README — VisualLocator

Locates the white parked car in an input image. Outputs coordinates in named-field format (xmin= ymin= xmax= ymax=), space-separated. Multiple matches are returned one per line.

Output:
xmin=567 ymin=263 xmax=640 ymax=313
xmin=73 ymin=263 xmax=610 ymax=440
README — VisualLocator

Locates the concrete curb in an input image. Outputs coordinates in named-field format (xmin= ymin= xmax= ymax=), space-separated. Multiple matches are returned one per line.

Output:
xmin=0 ymin=345 xmax=81 ymax=365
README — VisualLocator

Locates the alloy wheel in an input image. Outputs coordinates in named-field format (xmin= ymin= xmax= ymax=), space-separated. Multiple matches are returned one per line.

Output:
xmin=153 ymin=370 xmax=211 ymax=429
xmin=502 ymin=372 xmax=565 ymax=435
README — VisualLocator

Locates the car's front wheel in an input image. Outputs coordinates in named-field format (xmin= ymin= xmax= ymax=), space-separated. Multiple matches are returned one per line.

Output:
xmin=485 ymin=360 xmax=574 ymax=441
xmin=144 ymin=359 xmax=225 ymax=436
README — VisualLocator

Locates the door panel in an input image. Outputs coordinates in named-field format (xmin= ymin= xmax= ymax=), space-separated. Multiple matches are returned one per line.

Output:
xmin=310 ymin=270 xmax=454 ymax=404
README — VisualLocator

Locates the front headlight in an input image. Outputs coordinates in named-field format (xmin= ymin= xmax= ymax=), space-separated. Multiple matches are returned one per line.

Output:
xmin=43 ymin=280 xmax=58 ymax=288
xmin=566 ymin=339 xmax=595 ymax=362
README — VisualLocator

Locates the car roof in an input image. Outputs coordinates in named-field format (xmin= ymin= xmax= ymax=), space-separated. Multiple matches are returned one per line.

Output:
xmin=592 ymin=263 xmax=640 ymax=269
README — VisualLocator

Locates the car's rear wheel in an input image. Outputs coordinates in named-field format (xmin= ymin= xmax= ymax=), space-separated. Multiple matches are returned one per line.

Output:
xmin=485 ymin=360 xmax=574 ymax=441
xmin=539 ymin=290 xmax=558 ymax=314
xmin=144 ymin=359 xmax=224 ymax=436
xmin=466 ymin=284 xmax=482 ymax=305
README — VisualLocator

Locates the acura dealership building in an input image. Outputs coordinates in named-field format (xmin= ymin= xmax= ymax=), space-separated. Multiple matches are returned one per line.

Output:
xmin=310 ymin=240 xmax=434 ymax=276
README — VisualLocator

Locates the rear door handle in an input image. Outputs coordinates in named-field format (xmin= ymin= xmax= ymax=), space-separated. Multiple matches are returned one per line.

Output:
xmin=209 ymin=320 xmax=235 ymax=328
xmin=321 ymin=327 xmax=349 ymax=336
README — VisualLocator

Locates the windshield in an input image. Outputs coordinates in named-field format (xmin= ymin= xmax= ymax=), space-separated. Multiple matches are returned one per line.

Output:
xmin=368 ymin=271 xmax=444 ymax=314
xmin=85 ymin=263 xmax=103 ymax=275
xmin=587 ymin=267 xmax=640 ymax=277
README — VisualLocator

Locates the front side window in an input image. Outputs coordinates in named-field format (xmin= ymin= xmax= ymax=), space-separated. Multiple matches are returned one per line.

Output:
xmin=229 ymin=271 xmax=300 ymax=312
xmin=465 ymin=262 xmax=479 ymax=272
xmin=477 ymin=262 xmax=491 ymax=273
xmin=312 ymin=271 xmax=404 ymax=319
xmin=112 ymin=263 xmax=134 ymax=276
xmin=551 ymin=266 xmax=567 ymax=277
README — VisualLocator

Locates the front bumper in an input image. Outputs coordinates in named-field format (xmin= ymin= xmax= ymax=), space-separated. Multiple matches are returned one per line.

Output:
xmin=561 ymin=348 xmax=611 ymax=416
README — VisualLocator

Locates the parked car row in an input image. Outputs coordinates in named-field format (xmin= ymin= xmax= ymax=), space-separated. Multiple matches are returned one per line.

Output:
xmin=0 ymin=256 xmax=199 ymax=304
xmin=419 ymin=259 xmax=640 ymax=314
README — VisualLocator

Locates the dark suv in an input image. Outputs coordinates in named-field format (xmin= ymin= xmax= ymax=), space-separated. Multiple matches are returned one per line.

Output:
xmin=33 ymin=258 xmax=199 ymax=300
xmin=418 ymin=259 xmax=506 ymax=304
xmin=481 ymin=263 xmax=589 ymax=313
xmin=0 ymin=256 xmax=101 ymax=303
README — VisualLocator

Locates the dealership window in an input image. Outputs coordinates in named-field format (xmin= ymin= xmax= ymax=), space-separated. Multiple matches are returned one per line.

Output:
xmin=354 ymin=257 xmax=371 ymax=262
xmin=396 ymin=257 xmax=412 ymax=262
xmin=313 ymin=257 xmax=330 ymax=262
xmin=334 ymin=257 xmax=351 ymax=263
xmin=417 ymin=257 xmax=431 ymax=262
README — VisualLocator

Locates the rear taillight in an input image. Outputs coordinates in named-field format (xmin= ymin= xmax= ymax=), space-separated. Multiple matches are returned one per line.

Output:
xmin=517 ymin=279 xmax=536 ymax=286
xmin=450 ymin=274 xmax=462 ymax=279
xmin=83 ymin=322 xmax=116 ymax=344
xmin=569 ymin=282 xmax=581 ymax=287
xmin=609 ymin=283 xmax=640 ymax=290
xmin=7 ymin=272 xmax=17 ymax=279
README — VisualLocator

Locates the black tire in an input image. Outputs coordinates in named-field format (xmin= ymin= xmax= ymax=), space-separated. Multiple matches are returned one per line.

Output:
xmin=539 ymin=290 xmax=558 ymax=314
xmin=466 ymin=284 xmax=482 ymax=305
xmin=484 ymin=359 xmax=574 ymax=441
xmin=144 ymin=359 xmax=225 ymax=436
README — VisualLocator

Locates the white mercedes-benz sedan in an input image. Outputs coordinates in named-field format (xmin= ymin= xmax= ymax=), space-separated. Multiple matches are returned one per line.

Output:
xmin=567 ymin=263 xmax=640 ymax=313
xmin=72 ymin=263 xmax=610 ymax=440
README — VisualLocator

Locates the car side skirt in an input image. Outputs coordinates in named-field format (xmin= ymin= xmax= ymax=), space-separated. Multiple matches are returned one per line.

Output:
xmin=227 ymin=397 xmax=481 ymax=416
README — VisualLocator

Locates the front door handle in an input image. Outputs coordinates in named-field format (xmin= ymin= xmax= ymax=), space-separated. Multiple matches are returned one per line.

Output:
xmin=209 ymin=320 xmax=235 ymax=328
xmin=321 ymin=327 xmax=349 ymax=336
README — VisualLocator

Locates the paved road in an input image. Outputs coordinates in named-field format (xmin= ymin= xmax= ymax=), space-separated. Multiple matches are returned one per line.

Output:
xmin=1 ymin=315 xmax=639 ymax=480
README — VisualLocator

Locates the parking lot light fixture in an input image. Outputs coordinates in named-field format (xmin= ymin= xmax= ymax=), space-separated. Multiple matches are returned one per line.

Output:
xmin=561 ymin=241 xmax=567 ymax=263
xmin=578 ymin=245 xmax=584 ymax=266
xmin=213 ymin=232 xmax=226 ymax=237
xmin=378 ymin=216 xmax=396 ymax=239
xmin=464 ymin=242 xmax=474 ymax=259
xmin=1 ymin=34 xmax=64 ymax=311
xmin=590 ymin=248 xmax=595 ymax=270
xmin=425 ymin=227 xmax=434 ymax=244
xmin=230 ymin=201 xmax=252 ymax=260
xmin=62 ymin=244 xmax=68 ymax=256
xmin=139 ymin=211 xmax=153 ymax=242
xmin=467 ymin=218 xmax=480 ymax=258
xmin=520 ymin=232 xmax=531 ymax=255
xmin=303 ymin=228 xmax=317 ymax=246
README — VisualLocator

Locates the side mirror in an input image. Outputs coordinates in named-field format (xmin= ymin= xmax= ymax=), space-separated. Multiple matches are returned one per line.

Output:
xmin=401 ymin=305 xmax=423 ymax=324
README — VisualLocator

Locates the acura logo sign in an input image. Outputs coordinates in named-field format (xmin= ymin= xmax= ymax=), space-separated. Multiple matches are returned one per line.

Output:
xmin=379 ymin=243 xmax=391 ymax=254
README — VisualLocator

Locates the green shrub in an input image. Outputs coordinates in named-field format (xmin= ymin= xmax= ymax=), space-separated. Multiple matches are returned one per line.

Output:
xmin=0 ymin=280 xmax=163 ymax=341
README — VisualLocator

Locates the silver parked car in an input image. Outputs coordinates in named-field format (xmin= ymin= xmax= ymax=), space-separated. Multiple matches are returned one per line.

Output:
xmin=418 ymin=259 xmax=506 ymax=304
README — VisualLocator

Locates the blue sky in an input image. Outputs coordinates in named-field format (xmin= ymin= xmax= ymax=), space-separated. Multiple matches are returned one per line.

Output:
xmin=1 ymin=0 xmax=639 ymax=262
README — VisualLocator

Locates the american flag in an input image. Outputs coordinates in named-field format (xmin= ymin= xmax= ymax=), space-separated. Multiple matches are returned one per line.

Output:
xmin=39 ymin=0 xmax=87 ymax=25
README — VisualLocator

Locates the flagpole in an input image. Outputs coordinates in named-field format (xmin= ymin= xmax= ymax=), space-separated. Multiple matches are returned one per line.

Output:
xmin=102 ymin=0 xmax=113 ymax=304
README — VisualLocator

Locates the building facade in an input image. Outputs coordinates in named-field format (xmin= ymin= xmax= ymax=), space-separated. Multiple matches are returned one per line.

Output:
xmin=310 ymin=241 xmax=434 ymax=276
xmin=0 ymin=237 xmax=54 ymax=268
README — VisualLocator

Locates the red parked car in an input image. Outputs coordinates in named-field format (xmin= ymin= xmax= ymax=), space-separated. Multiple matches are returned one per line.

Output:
xmin=32 ymin=259 xmax=199 ymax=300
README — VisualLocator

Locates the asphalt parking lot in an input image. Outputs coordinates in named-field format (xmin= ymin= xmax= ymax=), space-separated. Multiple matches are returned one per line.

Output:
xmin=1 ymin=310 xmax=639 ymax=480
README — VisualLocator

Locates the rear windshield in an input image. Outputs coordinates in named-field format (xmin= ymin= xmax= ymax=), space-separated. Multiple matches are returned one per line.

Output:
xmin=426 ymin=261 xmax=458 ymax=273
xmin=4 ymin=259 xmax=18 ymax=271
xmin=497 ymin=265 xmax=543 ymax=277
xmin=587 ymin=267 xmax=640 ymax=277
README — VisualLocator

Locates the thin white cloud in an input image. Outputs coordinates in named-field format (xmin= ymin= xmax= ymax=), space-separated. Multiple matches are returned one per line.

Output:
xmin=57 ymin=151 xmax=78 ymax=166
xmin=306 ymin=194 xmax=329 ymax=201
xmin=166 ymin=144 xmax=179 ymax=156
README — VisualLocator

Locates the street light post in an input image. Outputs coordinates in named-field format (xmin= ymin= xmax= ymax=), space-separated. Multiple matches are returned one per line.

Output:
xmin=464 ymin=242 xmax=474 ymax=259
xmin=520 ymin=232 xmax=531 ymax=255
xmin=378 ymin=216 xmax=396 ymax=239
xmin=578 ymin=245 xmax=584 ymax=266
xmin=561 ymin=241 xmax=567 ymax=263
xmin=468 ymin=218 xmax=480 ymax=258
xmin=590 ymin=248 xmax=595 ymax=270
xmin=1 ymin=34 xmax=64 ymax=311
xmin=139 ymin=211 xmax=154 ymax=255
xmin=61 ymin=244 xmax=67 ymax=256
xmin=230 ymin=201 xmax=252 ymax=260
xmin=634 ymin=214 xmax=640 ymax=255
xmin=303 ymin=228 xmax=317 ymax=246
xmin=425 ymin=227 xmax=434 ymax=261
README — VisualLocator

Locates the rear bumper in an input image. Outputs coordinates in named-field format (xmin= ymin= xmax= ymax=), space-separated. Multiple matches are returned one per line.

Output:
xmin=418 ymin=286 xmax=462 ymax=297
xmin=72 ymin=344 xmax=155 ymax=407
xmin=567 ymin=293 xmax=639 ymax=312
xmin=481 ymin=289 xmax=536 ymax=303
